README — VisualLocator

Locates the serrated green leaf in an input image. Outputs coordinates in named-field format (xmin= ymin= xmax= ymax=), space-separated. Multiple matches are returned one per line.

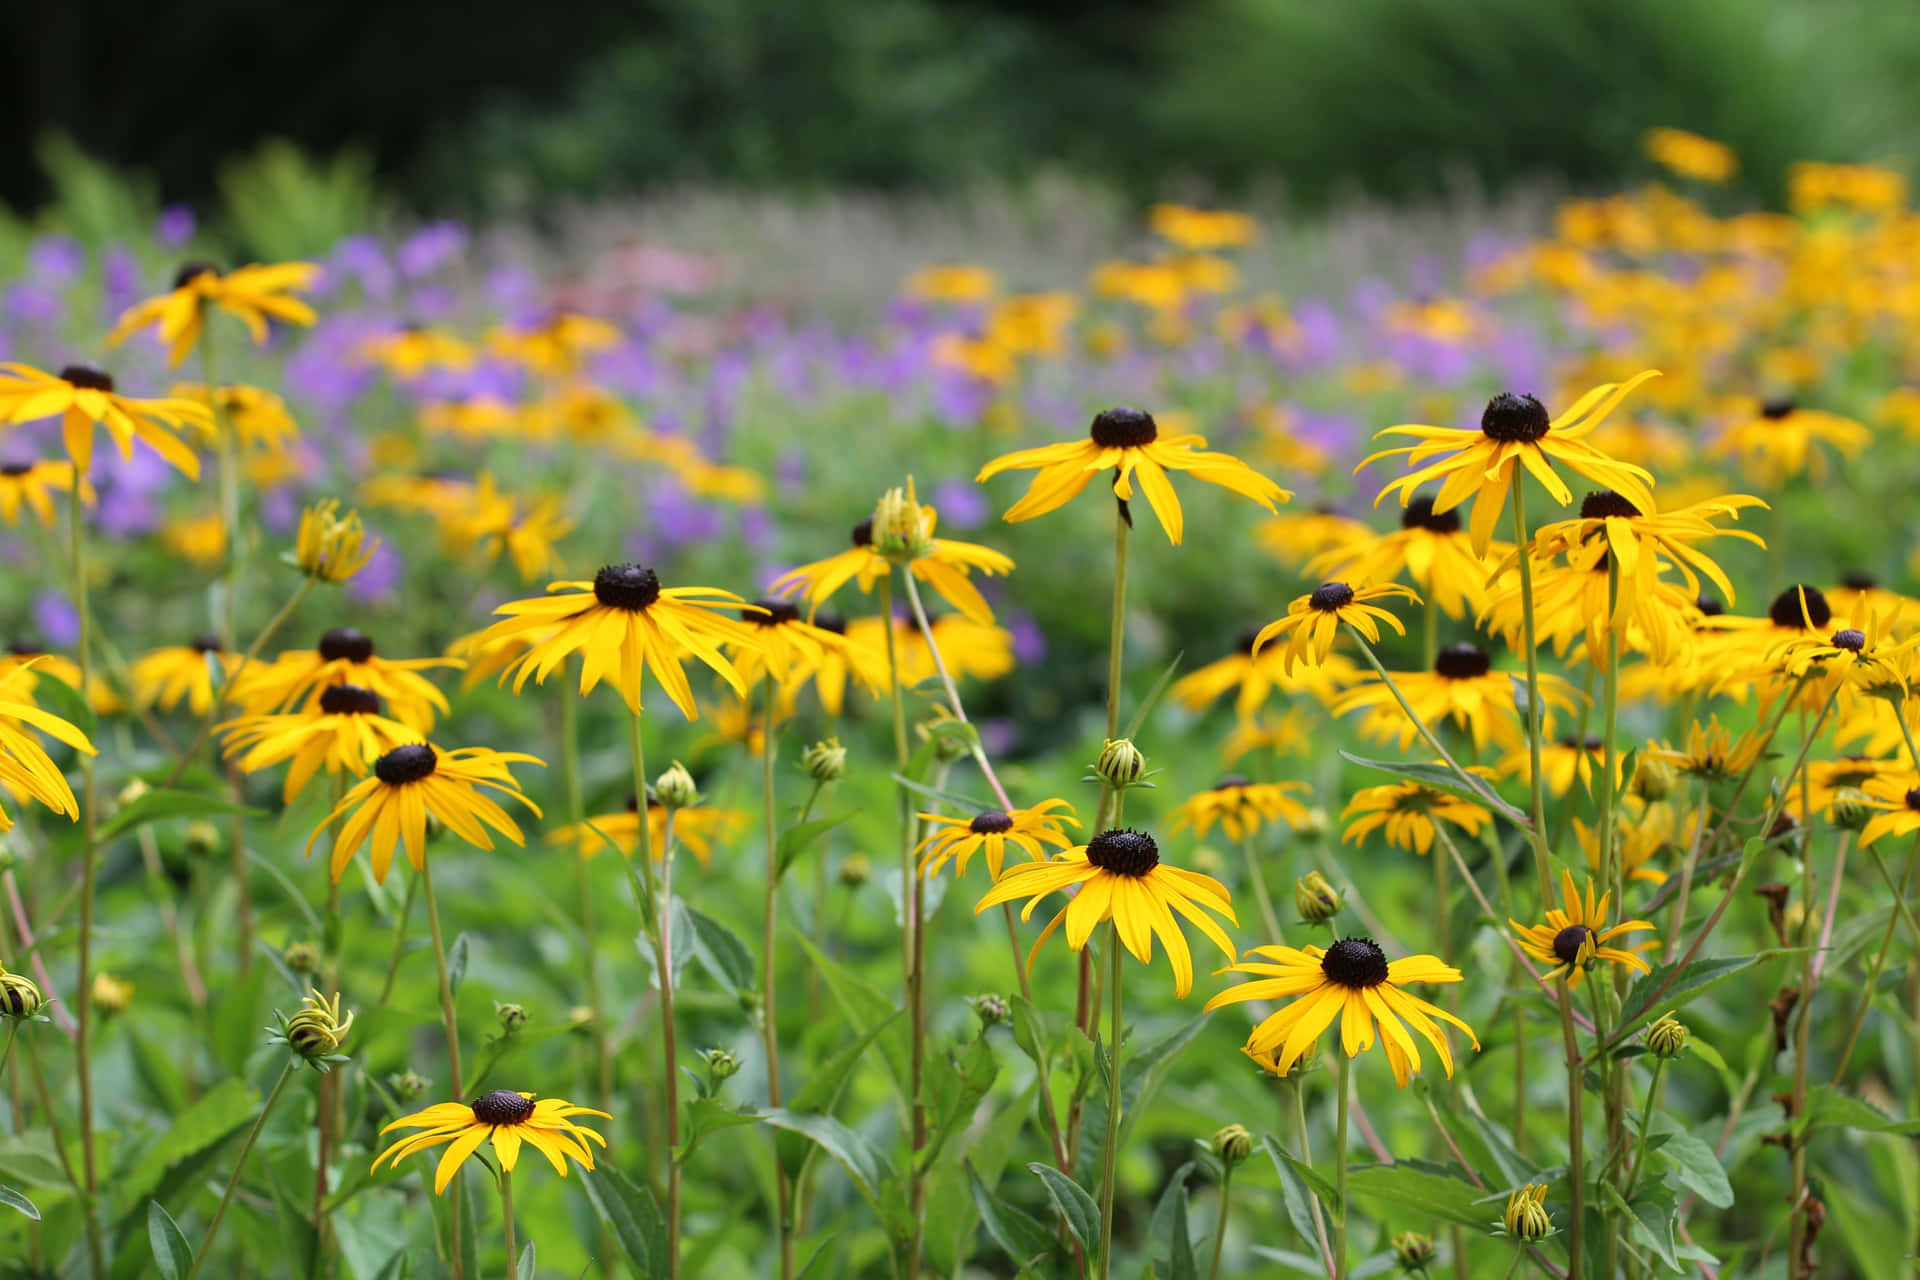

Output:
xmin=0 ymin=1184 xmax=38 ymax=1220
xmin=118 ymin=1078 xmax=256 ymax=1215
xmin=1345 ymin=1160 xmax=1485 ymax=1229
xmin=1261 ymin=1135 xmax=1328 ymax=1258
xmin=1027 ymin=1162 xmax=1100 ymax=1258
xmin=148 ymin=1201 xmax=194 ymax=1280
xmin=675 ymin=900 xmax=756 ymax=997
xmin=1603 ymin=1182 xmax=1680 ymax=1272
xmin=922 ymin=1035 xmax=999 ymax=1169
xmin=676 ymin=1097 xmax=760 ymax=1163
xmin=1648 ymin=1115 xmax=1732 ymax=1208
xmin=1797 ymin=1084 xmax=1920 ymax=1138
xmin=968 ymin=1162 xmax=1055 ymax=1269
xmin=579 ymin=1162 xmax=666 ymax=1279
xmin=792 ymin=934 xmax=909 ymax=1105
xmin=101 ymin=788 xmax=261 ymax=841
xmin=776 ymin=812 xmax=854 ymax=880
xmin=1613 ymin=952 xmax=1779 ymax=1044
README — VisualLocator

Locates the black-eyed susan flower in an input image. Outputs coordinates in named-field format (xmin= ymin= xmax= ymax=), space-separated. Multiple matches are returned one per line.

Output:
xmin=130 ymin=636 xmax=236 ymax=716
xmin=1831 ymin=573 xmax=1920 ymax=630
xmin=1253 ymin=508 xmax=1376 ymax=568
xmin=1778 ymin=612 xmax=1917 ymax=692
xmin=1166 ymin=776 xmax=1312 ymax=841
xmin=916 ymin=799 xmax=1079 ymax=879
xmin=1704 ymin=586 xmax=1854 ymax=703
xmin=1334 ymin=642 xmax=1576 ymax=754
xmin=1341 ymin=776 xmax=1493 ymax=854
xmin=474 ymin=564 xmax=760 ymax=717
xmin=1361 ymin=372 xmax=1659 ymax=555
xmin=171 ymin=382 xmax=300 ymax=452
xmin=356 ymin=326 xmax=475 ymax=379
xmin=769 ymin=506 xmax=1013 ymax=626
xmin=1251 ymin=581 xmax=1419 ymax=674
xmin=1525 ymin=490 xmax=1765 ymax=629
xmin=1204 ymin=939 xmax=1477 ymax=1086
xmin=0 ymin=460 xmax=85 ymax=526
xmin=308 ymin=742 xmax=542 ymax=882
xmin=373 ymin=1090 xmax=608 ymax=1195
xmin=1645 ymin=715 xmax=1768 ymax=781
xmin=846 ymin=613 xmax=1015 ymax=689
xmin=1498 ymin=734 xmax=1624 ymax=799
xmin=1172 ymin=630 xmax=1359 ymax=720
xmin=725 ymin=599 xmax=882 ymax=707
xmin=0 ymin=363 xmax=209 ymax=477
xmin=435 ymin=474 xmax=575 ymax=583
xmin=976 ymin=406 xmax=1291 ymax=546
xmin=1221 ymin=708 xmax=1312 ymax=766
xmin=233 ymin=628 xmax=457 ymax=732
xmin=1793 ymin=756 xmax=1905 ymax=821
xmin=485 ymin=312 xmax=621 ymax=377
xmin=219 ymin=684 xmax=424 ymax=803
xmin=1858 ymin=774 xmax=1920 ymax=845
xmin=546 ymin=793 xmax=749 ymax=865
xmin=1574 ymin=802 xmax=1684 ymax=886
xmin=0 ymin=646 xmax=118 ymax=715
xmin=794 ymin=614 xmax=891 ymax=715
xmin=1510 ymin=869 xmax=1655 ymax=988
xmin=1307 ymin=495 xmax=1511 ymax=620
xmin=1483 ymin=552 xmax=1702 ymax=669
xmin=108 ymin=261 xmax=320 ymax=367
xmin=1710 ymin=397 xmax=1868 ymax=486
xmin=975 ymin=828 xmax=1236 ymax=998
xmin=294 ymin=499 xmax=378 ymax=583
xmin=0 ymin=662 xmax=94 ymax=831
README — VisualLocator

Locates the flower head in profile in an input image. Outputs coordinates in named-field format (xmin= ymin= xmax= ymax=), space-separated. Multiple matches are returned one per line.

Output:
xmin=547 ymin=793 xmax=749 ymax=865
xmin=0 ymin=363 xmax=209 ymax=477
xmin=917 ymin=799 xmax=1079 ymax=880
xmin=294 ymin=500 xmax=379 ymax=583
xmin=1524 ymin=490 xmax=1766 ymax=630
xmin=171 ymin=383 xmax=301 ymax=452
xmin=271 ymin=988 xmax=355 ymax=1072
xmin=977 ymin=406 xmax=1291 ymax=546
xmin=1307 ymin=495 xmax=1510 ymax=620
xmin=373 ymin=1090 xmax=608 ymax=1195
xmin=485 ymin=312 xmax=621 ymax=377
xmin=1171 ymin=629 xmax=1359 ymax=720
xmin=1341 ymin=776 xmax=1492 ymax=855
xmin=846 ymin=613 xmax=1015 ymax=690
xmin=769 ymin=502 xmax=1013 ymax=625
xmin=1510 ymin=869 xmax=1656 ymax=988
xmin=1334 ymin=643 xmax=1576 ymax=754
xmin=475 ymin=564 xmax=761 ymax=717
xmin=1250 ymin=581 xmax=1418 ymax=674
xmin=131 ymin=635 xmax=236 ymax=716
xmin=1167 ymin=776 xmax=1312 ymax=841
xmin=1644 ymin=128 xmax=1737 ymax=183
xmin=307 ymin=742 xmax=542 ymax=882
xmin=1858 ymin=776 xmax=1920 ymax=846
xmin=1778 ymin=611 xmax=1917 ymax=693
xmin=1204 ymin=939 xmax=1478 ymax=1087
xmin=232 ymin=628 xmax=457 ymax=732
xmin=975 ymin=828 xmax=1237 ymax=998
xmin=1498 ymin=734 xmax=1623 ymax=799
xmin=435 ymin=474 xmax=574 ymax=583
xmin=220 ymin=683 xmax=424 ymax=803
xmin=1574 ymin=802 xmax=1684 ymax=886
xmin=0 ymin=661 xmax=96 ymax=831
xmin=1645 ymin=715 xmax=1767 ymax=781
xmin=108 ymin=261 xmax=319 ymax=366
xmin=725 ymin=599 xmax=883 ymax=709
xmin=1710 ymin=396 xmax=1868 ymax=487
xmin=0 ymin=460 xmax=87 ymax=526
xmin=1360 ymin=372 xmax=1659 ymax=554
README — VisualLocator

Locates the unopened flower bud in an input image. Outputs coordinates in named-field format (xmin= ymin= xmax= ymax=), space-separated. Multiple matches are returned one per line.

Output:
xmin=1211 ymin=1123 xmax=1254 ymax=1166
xmin=495 ymin=1002 xmax=527 ymax=1034
xmin=973 ymin=993 xmax=1010 ymax=1027
xmin=567 ymin=1005 xmax=596 ymax=1031
xmin=1645 ymin=1013 xmax=1689 ymax=1060
xmin=1295 ymin=871 xmax=1343 ymax=924
xmin=700 ymin=1047 xmax=740 ymax=1082
xmin=1831 ymin=787 xmax=1874 ymax=833
xmin=0 ymin=969 xmax=44 ymax=1019
xmin=838 ymin=853 xmax=872 ymax=888
xmin=295 ymin=498 xmax=378 ymax=583
xmin=1392 ymin=1231 xmax=1437 ymax=1273
xmin=275 ymin=988 xmax=355 ymax=1068
xmin=1292 ymin=806 xmax=1330 ymax=842
xmin=803 ymin=738 xmax=847 ymax=783
xmin=1630 ymin=757 xmax=1677 ymax=803
xmin=654 ymin=761 xmax=699 ymax=810
xmin=116 ymin=777 xmax=151 ymax=809
xmin=283 ymin=941 xmax=320 ymax=974
xmin=871 ymin=478 xmax=934 ymax=560
xmin=1503 ymin=1184 xmax=1553 ymax=1241
xmin=185 ymin=820 xmax=222 ymax=855
xmin=1094 ymin=738 xmax=1146 ymax=787
xmin=923 ymin=716 xmax=971 ymax=763
xmin=391 ymin=1070 xmax=429 ymax=1101
xmin=92 ymin=973 xmax=132 ymax=1016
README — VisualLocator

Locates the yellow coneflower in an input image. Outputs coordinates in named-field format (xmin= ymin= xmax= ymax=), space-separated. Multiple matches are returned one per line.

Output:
xmin=1645 ymin=716 xmax=1768 ymax=781
xmin=1829 ymin=573 xmax=1920 ymax=632
xmin=474 ymin=564 xmax=761 ymax=718
xmin=1574 ymin=801 xmax=1684 ymax=886
xmin=1172 ymin=632 xmax=1359 ymax=720
xmin=1166 ymin=776 xmax=1312 ymax=841
xmin=1483 ymin=553 xmax=1702 ymax=669
xmin=546 ymin=794 xmax=749 ymax=865
xmin=1361 ymin=372 xmax=1659 ymax=555
xmin=486 ymin=313 xmax=621 ymax=378
xmin=356 ymin=326 xmax=475 ymax=379
xmin=975 ymin=829 xmax=1237 ymax=998
xmin=1498 ymin=734 xmax=1624 ymax=799
xmin=0 ymin=647 xmax=120 ymax=715
xmin=1643 ymin=128 xmax=1738 ymax=183
xmin=436 ymin=475 xmax=575 ymax=582
xmin=916 ymin=799 xmax=1079 ymax=879
xmin=0 ymin=662 xmax=95 ymax=831
xmin=233 ymin=629 xmax=458 ymax=732
xmin=1149 ymin=204 xmax=1258 ymax=251
xmin=845 ymin=613 xmax=1015 ymax=689
xmin=308 ymin=742 xmax=542 ymax=882
xmin=1510 ymin=869 xmax=1655 ymax=988
xmin=109 ymin=261 xmax=319 ymax=367
xmin=977 ymin=406 xmax=1290 ymax=546
xmin=1307 ymin=496 xmax=1511 ymax=620
xmin=1702 ymin=585 xmax=1855 ymax=704
xmin=1340 ymin=777 xmax=1493 ymax=855
xmin=905 ymin=263 xmax=998 ymax=303
xmin=374 ymin=1091 xmax=607 ymax=1195
xmin=723 ymin=600 xmax=889 ymax=713
xmin=769 ymin=506 xmax=1013 ymax=626
xmin=1334 ymin=643 xmax=1577 ymax=754
xmin=787 ymin=613 xmax=891 ymax=716
xmin=1253 ymin=508 xmax=1377 ymax=568
xmin=295 ymin=499 xmax=378 ymax=584
xmin=361 ymin=470 xmax=475 ymax=519
xmin=420 ymin=396 xmax=526 ymax=442
xmin=219 ymin=684 xmax=424 ymax=802
xmin=1793 ymin=756 xmax=1904 ymax=821
xmin=130 ymin=636 xmax=237 ymax=716
xmin=1250 ymin=581 xmax=1419 ymax=674
xmin=0 ymin=460 xmax=85 ymax=526
xmin=0 ymin=363 xmax=208 ymax=478
xmin=1778 ymin=612 xmax=1917 ymax=693
xmin=171 ymin=383 xmax=301 ymax=452
xmin=1710 ymin=396 xmax=1869 ymax=486
xmin=1205 ymin=939 xmax=1477 ymax=1086
xmin=1221 ymin=708 xmax=1313 ymax=766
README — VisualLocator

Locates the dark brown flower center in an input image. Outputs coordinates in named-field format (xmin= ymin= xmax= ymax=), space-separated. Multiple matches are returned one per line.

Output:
xmin=1308 ymin=582 xmax=1355 ymax=613
xmin=594 ymin=564 xmax=662 ymax=612
xmin=318 ymin=627 xmax=375 ymax=663
xmin=1434 ymin=642 xmax=1491 ymax=680
xmin=1767 ymin=585 xmax=1832 ymax=630
xmin=1579 ymin=490 xmax=1641 ymax=520
xmin=1905 ymin=787 xmax=1920 ymax=813
xmin=190 ymin=633 xmax=223 ymax=654
xmin=1480 ymin=393 xmax=1550 ymax=443
xmin=1558 ymin=734 xmax=1603 ymax=752
xmin=1236 ymin=626 xmax=1264 ymax=655
xmin=172 ymin=261 xmax=220 ymax=290
xmin=1831 ymin=628 xmax=1867 ymax=652
xmin=969 ymin=810 xmax=1014 ymax=834
xmin=1321 ymin=937 xmax=1390 ymax=988
xmin=814 ymin=612 xmax=847 ymax=635
xmin=0 ymin=463 xmax=32 ymax=478
xmin=850 ymin=517 xmax=874 ymax=548
xmin=59 ymin=365 xmax=114 ymax=393
xmin=1084 ymin=829 xmax=1159 ymax=877
xmin=374 ymin=743 xmax=437 ymax=785
xmin=1761 ymin=397 xmax=1796 ymax=420
xmin=470 ymin=1089 xmax=536 ymax=1126
xmin=1213 ymin=774 xmax=1252 ymax=792
xmin=1842 ymin=571 xmax=1878 ymax=591
xmin=1552 ymin=925 xmax=1593 ymax=966
xmin=746 ymin=598 xmax=800 ymax=627
xmin=1401 ymin=495 xmax=1461 ymax=533
xmin=1695 ymin=594 xmax=1725 ymax=618
xmin=319 ymin=683 xmax=382 ymax=716
xmin=1089 ymin=407 xmax=1158 ymax=449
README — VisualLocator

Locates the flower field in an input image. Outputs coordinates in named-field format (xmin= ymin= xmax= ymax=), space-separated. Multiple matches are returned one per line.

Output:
xmin=2 ymin=136 xmax=1920 ymax=1279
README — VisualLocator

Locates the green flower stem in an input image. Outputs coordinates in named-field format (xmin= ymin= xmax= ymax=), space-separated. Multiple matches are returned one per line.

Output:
xmin=1692 ymin=674 xmax=1811 ymax=859
xmin=1598 ymin=566 xmax=1629 ymax=1280
xmin=66 ymin=486 xmax=107 ymax=1280
xmin=500 ymin=1169 xmax=517 ymax=1273
xmin=420 ymin=851 xmax=468 ymax=1280
xmin=1333 ymin=1049 xmax=1352 ymax=1280
xmin=161 ymin=574 xmax=318 ymax=789
xmin=1620 ymin=1058 xmax=1666 ymax=1202
xmin=1666 ymin=787 xmax=1715 ymax=963
xmin=1421 ymin=590 xmax=1439 ymax=671
xmin=188 ymin=1058 xmax=297 ymax=1280
xmin=1205 ymin=1162 xmax=1234 ymax=1280
xmin=1833 ymin=838 xmax=1918 ymax=1081
xmin=311 ymin=773 xmax=349 ymax=1271
xmin=1097 ymin=923 xmax=1125 ymax=1280
xmin=1242 ymin=834 xmax=1285 ymax=944
xmin=1289 ymin=1078 xmax=1333 ymax=1272
xmin=758 ymin=679 xmax=798 ymax=1280
xmin=559 ymin=681 xmax=613 ymax=1122
xmin=376 ymin=870 xmax=421 ymax=1006
xmin=624 ymin=709 xmax=681 ymax=1280
xmin=0 ymin=1022 xmax=16 ymax=1086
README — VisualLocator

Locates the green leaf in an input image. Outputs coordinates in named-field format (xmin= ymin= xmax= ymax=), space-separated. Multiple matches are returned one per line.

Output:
xmin=29 ymin=664 xmax=96 ymax=735
xmin=1028 ymin=1162 xmax=1099 ymax=1258
xmin=100 ymin=788 xmax=261 ymax=841
xmin=762 ymin=1108 xmax=890 ymax=1202
xmin=787 ymin=1013 xmax=902 ymax=1118
xmin=118 ymin=1078 xmax=256 ymax=1214
xmin=447 ymin=932 xmax=470 ymax=996
xmin=678 ymin=1097 xmax=761 ymax=1162
xmin=1797 ymin=1084 xmax=1920 ymax=1138
xmin=967 ymin=1162 xmax=1055 ymax=1269
xmin=1647 ymin=1115 xmax=1732 ymax=1208
xmin=1123 ymin=651 xmax=1186 ymax=739
xmin=792 ymin=934 xmax=909 ymax=1104
xmin=796 ymin=1233 xmax=846 ymax=1279
xmin=921 ymin=1036 xmax=998 ymax=1167
xmin=1149 ymin=1162 xmax=1198 ymax=1280
xmin=516 ymin=1242 xmax=537 ymax=1280
xmin=1338 ymin=752 xmax=1526 ymax=823
xmin=1261 ymin=1135 xmax=1328 ymax=1257
xmin=903 ymin=718 xmax=977 ymax=783
xmin=0 ymin=1184 xmax=38 ymax=1220
xmin=677 ymin=902 xmax=757 ymax=998
xmin=0 ymin=1131 xmax=70 ymax=1188
xmin=1117 ymin=1015 xmax=1207 ymax=1149
xmin=579 ymin=1162 xmax=667 ymax=1279
xmin=1345 ymin=1160 xmax=1485 ymax=1229
xmin=1009 ymin=995 xmax=1048 ymax=1070
xmin=1267 ymin=1142 xmax=1343 ymax=1221
xmin=1614 ymin=953 xmax=1779 ymax=1043
xmin=148 ymin=1201 xmax=195 ymax=1280
xmin=1603 ymin=1182 xmax=1680 ymax=1272
xmin=776 ymin=812 xmax=855 ymax=880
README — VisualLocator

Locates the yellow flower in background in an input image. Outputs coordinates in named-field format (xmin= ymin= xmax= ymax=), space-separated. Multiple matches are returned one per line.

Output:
xmin=547 ymin=794 xmax=749 ymax=865
xmin=1341 ymin=777 xmax=1493 ymax=854
xmin=420 ymin=396 xmax=527 ymax=442
xmin=356 ymin=326 xmax=476 ymax=378
xmin=1250 ymin=581 xmax=1418 ymax=674
xmin=1646 ymin=715 xmax=1768 ymax=782
xmin=916 ymin=799 xmax=1079 ymax=880
xmin=295 ymin=499 xmax=378 ymax=583
xmin=1511 ymin=869 xmax=1656 ymax=988
xmin=171 ymin=383 xmax=300 ymax=452
xmin=1205 ymin=939 xmax=1477 ymax=1087
xmin=130 ymin=637 xmax=237 ymax=716
xmin=1307 ymin=496 xmax=1510 ymax=620
xmin=0 ymin=648 xmax=120 ymax=716
xmin=436 ymin=474 xmax=574 ymax=582
xmin=977 ymin=406 xmax=1290 ymax=546
xmin=1789 ymin=162 xmax=1907 ymax=214
xmin=977 ymin=828 xmax=1236 ymax=999
xmin=770 ymin=502 xmax=1013 ymax=625
xmin=1710 ymin=396 xmax=1868 ymax=485
xmin=1221 ymin=709 xmax=1313 ymax=766
xmin=1167 ymin=776 xmax=1312 ymax=841
xmin=846 ymin=613 xmax=1015 ymax=689
xmin=162 ymin=512 xmax=227 ymax=567
xmin=1643 ymin=128 xmax=1738 ymax=183
xmin=1171 ymin=632 xmax=1359 ymax=720
xmin=1149 ymin=204 xmax=1258 ymax=251
xmin=1361 ymin=372 xmax=1659 ymax=555
xmin=1828 ymin=572 xmax=1920 ymax=631
xmin=1793 ymin=756 xmax=1904 ymax=821
xmin=1498 ymin=734 xmax=1623 ymax=799
xmin=0 ymin=459 xmax=86 ymax=526
xmin=486 ymin=312 xmax=621 ymax=377
xmin=374 ymin=1091 xmax=607 ymax=1195
xmin=1574 ymin=803 xmax=1684 ymax=886
xmin=1482 ymin=554 xmax=1701 ymax=669
xmin=92 ymin=972 xmax=133 ymax=1014
xmin=108 ymin=261 xmax=320 ymax=366
xmin=233 ymin=628 xmax=458 ymax=732
xmin=1523 ymin=490 xmax=1765 ymax=629
xmin=220 ymin=683 xmax=424 ymax=803
xmin=310 ymin=742 xmax=542 ymax=882
xmin=904 ymin=264 xmax=998 ymax=304
xmin=1335 ymin=643 xmax=1576 ymax=754
xmin=725 ymin=600 xmax=887 ymax=712
xmin=0 ymin=661 xmax=95 ymax=831
xmin=0 ymin=362 xmax=209 ymax=478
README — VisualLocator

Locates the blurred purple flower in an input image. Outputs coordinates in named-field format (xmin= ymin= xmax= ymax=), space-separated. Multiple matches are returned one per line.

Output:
xmin=102 ymin=247 xmax=143 ymax=312
xmin=328 ymin=237 xmax=395 ymax=301
xmin=397 ymin=223 xmax=468 ymax=279
xmin=486 ymin=263 xmax=542 ymax=319
xmin=930 ymin=478 xmax=986 ymax=529
xmin=406 ymin=285 xmax=461 ymax=322
xmin=1007 ymin=613 xmax=1046 ymax=665
xmin=260 ymin=488 xmax=300 ymax=534
xmin=930 ymin=371 xmax=989 ymax=428
xmin=347 ymin=540 xmax=404 ymax=604
xmin=32 ymin=592 xmax=80 ymax=648
xmin=4 ymin=284 xmax=65 ymax=329
xmin=776 ymin=450 xmax=806 ymax=493
xmin=979 ymin=718 xmax=1016 ymax=758
xmin=156 ymin=206 xmax=196 ymax=249
xmin=740 ymin=505 xmax=775 ymax=554
xmin=27 ymin=236 xmax=85 ymax=283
